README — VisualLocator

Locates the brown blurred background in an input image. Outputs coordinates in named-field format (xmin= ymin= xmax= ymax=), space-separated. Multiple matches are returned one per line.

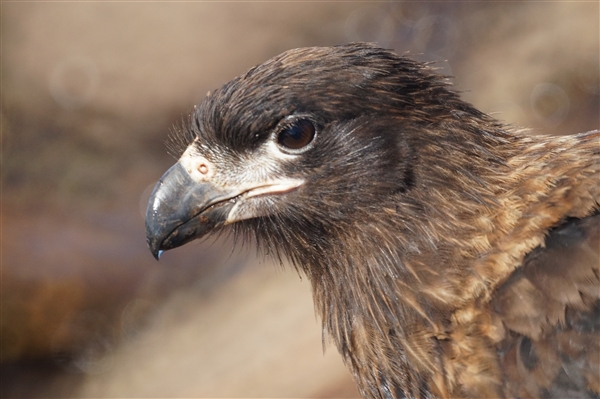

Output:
xmin=2 ymin=2 xmax=598 ymax=398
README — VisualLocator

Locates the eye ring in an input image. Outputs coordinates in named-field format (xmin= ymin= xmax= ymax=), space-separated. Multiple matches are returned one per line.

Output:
xmin=273 ymin=116 xmax=317 ymax=154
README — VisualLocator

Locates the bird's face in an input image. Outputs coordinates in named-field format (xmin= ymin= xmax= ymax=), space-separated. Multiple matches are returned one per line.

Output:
xmin=145 ymin=44 xmax=447 ymax=260
xmin=146 ymin=106 xmax=405 ymax=261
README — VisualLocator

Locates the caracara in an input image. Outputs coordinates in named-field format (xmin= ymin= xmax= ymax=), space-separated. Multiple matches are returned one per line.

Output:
xmin=145 ymin=43 xmax=599 ymax=399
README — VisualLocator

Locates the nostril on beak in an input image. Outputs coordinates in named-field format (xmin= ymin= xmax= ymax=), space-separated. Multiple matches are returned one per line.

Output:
xmin=198 ymin=163 xmax=209 ymax=175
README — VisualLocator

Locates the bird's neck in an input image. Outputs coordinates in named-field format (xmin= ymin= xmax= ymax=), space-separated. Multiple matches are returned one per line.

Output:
xmin=307 ymin=131 xmax=600 ymax=398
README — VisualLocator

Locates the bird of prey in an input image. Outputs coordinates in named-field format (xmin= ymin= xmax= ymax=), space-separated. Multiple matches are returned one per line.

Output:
xmin=145 ymin=43 xmax=599 ymax=399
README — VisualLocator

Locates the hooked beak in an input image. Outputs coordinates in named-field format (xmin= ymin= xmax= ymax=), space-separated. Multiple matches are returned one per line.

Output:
xmin=145 ymin=162 xmax=235 ymax=260
xmin=145 ymin=161 xmax=303 ymax=260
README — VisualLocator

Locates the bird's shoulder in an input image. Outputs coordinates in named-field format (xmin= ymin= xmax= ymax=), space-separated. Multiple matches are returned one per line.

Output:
xmin=491 ymin=213 xmax=600 ymax=398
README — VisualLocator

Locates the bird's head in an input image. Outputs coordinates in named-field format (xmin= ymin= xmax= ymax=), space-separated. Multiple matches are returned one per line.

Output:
xmin=146 ymin=43 xmax=499 ymax=268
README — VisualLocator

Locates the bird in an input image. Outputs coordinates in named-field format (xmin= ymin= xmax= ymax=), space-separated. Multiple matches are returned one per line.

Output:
xmin=145 ymin=43 xmax=600 ymax=399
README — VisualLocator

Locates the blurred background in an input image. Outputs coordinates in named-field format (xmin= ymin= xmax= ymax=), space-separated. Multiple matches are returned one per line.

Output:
xmin=2 ymin=2 xmax=598 ymax=397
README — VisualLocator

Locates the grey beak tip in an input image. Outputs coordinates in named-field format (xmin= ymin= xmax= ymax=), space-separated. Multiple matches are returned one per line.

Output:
xmin=145 ymin=162 xmax=233 ymax=260
xmin=150 ymin=244 xmax=162 ymax=261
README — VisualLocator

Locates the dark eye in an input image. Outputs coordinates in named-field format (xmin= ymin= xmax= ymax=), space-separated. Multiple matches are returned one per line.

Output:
xmin=276 ymin=118 xmax=316 ymax=152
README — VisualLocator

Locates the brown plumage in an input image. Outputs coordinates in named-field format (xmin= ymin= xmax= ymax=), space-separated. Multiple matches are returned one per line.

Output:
xmin=145 ymin=43 xmax=600 ymax=399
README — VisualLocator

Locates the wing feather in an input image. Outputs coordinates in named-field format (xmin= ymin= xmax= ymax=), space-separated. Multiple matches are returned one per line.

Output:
xmin=492 ymin=214 xmax=600 ymax=398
